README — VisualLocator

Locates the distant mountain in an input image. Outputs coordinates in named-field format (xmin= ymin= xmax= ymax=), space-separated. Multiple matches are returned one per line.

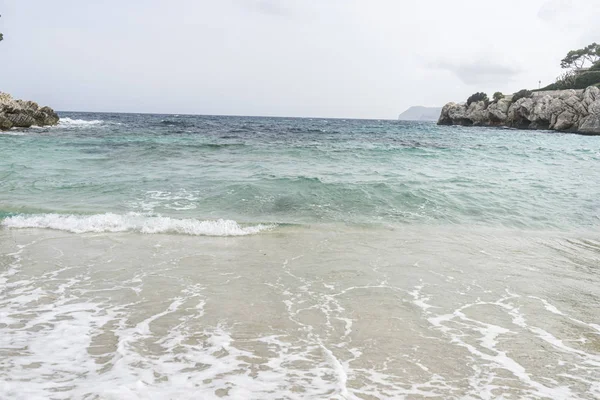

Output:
xmin=398 ymin=106 xmax=442 ymax=121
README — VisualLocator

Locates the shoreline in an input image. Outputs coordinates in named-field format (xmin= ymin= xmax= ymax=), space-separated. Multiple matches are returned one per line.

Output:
xmin=2 ymin=220 xmax=599 ymax=399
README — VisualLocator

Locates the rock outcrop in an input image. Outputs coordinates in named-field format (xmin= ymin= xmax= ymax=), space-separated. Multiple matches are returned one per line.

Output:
xmin=438 ymin=86 xmax=600 ymax=135
xmin=0 ymin=92 xmax=59 ymax=130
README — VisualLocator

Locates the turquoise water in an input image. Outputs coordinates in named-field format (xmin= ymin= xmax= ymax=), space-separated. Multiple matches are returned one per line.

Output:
xmin=2 ymin=113 xmax=600 ymax=399
xmin=1 ymin=113 xmax=599 ymax=230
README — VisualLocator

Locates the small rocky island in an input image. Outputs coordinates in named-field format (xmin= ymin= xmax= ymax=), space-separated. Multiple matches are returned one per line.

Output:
xmin=0 ymin=92 xmax=60 ymax=130
xmin=438 ymin=86 xmax=600 ymax=135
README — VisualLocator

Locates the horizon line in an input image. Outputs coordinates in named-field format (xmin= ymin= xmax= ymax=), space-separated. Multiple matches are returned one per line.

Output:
xmin=55 ymin=110 xmax=410 ymax=121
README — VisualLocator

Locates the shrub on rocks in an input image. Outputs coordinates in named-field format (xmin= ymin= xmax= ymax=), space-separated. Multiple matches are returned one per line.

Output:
xmin=467 ymin=92 xmax=489 ymax=106
xmin=512 ymin=89 xmax=533 ymax=103
xmin=572 ymin=71 xmax=600 ymax=89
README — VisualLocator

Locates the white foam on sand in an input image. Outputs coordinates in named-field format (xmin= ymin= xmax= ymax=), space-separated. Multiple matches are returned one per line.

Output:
xmin=1 ymin=213 xmax=273 ymax=236
xmin=408 ymin=284 xmax=600 ymax=400
xmin=2 ymin=229 xmax=600 ymax=399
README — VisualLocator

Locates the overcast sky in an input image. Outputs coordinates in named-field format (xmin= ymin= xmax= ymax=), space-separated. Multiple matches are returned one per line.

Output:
xmin=0 ymin=0 xmax=598 ymax=118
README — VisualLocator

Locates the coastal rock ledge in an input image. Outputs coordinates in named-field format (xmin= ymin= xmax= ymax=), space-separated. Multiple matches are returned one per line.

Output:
xmin=438 ymin=86 xmax=600 ymax=135
xmin=0 ymin=92 xmax=59 ymax=130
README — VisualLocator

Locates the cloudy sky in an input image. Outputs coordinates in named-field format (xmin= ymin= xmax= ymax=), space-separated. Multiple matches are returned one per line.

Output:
xmin=0 ymin=0 xmax=598 ymax=118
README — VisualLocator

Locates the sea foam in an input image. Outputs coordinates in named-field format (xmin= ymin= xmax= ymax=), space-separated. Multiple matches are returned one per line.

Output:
xmin=59 ymin=117 xmax=104 ymax=126
xmin=1 ymin=213 xmax=273 ymax=236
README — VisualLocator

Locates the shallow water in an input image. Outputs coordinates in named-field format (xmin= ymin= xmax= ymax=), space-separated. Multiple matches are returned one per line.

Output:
xmin=1 ymin=114 xmax=600 ymax=399
xmin=1 ymin=113 xmax=600 ymax=228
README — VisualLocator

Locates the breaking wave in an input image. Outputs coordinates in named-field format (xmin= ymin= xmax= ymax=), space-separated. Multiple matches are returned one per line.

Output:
xmin=59 ymin=118 xmax=104 ymax=126
xmin=1 ymin=213 xmax=273 ymax=236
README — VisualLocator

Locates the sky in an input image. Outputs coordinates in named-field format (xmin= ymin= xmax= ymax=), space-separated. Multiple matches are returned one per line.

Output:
xmin=0 ymin=0 xmax=598 ymax=119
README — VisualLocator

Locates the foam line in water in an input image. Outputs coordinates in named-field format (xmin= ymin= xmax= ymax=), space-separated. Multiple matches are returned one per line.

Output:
xmin=1 ymin=213 xmax=273 ymax=236
xmin=59 ymin=117 xmax=104 ymax=126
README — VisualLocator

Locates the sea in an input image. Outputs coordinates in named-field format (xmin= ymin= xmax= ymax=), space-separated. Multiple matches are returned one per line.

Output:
xmin=1 ymin=112 xmax=599 ymax=399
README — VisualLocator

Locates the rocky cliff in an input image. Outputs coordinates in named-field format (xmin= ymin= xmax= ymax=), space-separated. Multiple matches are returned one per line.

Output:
xmin=0 ymin=92 xmax=59 ymax=130
xmin=438 ymin=86 xmax=600 ymax=135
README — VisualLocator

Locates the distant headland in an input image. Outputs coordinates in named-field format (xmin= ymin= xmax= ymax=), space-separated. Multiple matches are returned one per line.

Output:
xmin=438 ymin=42 xmax=600 ymax=135
xmin=398 ymin=106 xmax=442 ymax=122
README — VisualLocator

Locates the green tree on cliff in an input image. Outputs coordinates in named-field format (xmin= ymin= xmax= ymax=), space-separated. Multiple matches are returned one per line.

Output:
xmin=561 ymin=43 xmax=600 ymax=70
